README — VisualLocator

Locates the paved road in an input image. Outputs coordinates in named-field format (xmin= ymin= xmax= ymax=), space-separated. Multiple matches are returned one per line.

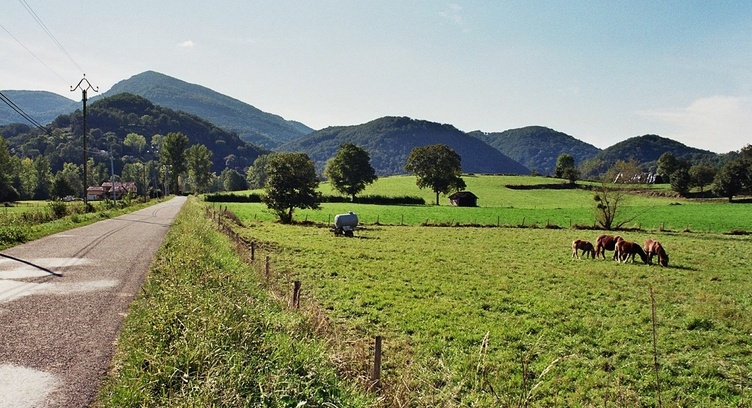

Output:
xmin=0 ymin=197 xmax=186 ymax=408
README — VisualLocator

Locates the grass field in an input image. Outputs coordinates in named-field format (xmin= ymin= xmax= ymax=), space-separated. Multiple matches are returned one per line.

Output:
xmin=220 ymin=175 xmax=752 ymax=233
xmin=237 ymin=215 xmax=752 ymax=406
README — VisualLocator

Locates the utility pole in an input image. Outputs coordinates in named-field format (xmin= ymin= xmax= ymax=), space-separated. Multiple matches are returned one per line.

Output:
xmin=71 ymin=75 xmax=98 ymax=207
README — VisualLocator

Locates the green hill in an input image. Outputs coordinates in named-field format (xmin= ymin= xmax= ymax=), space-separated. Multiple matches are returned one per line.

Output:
xmin=276 ymin=116 xmax=531 ymax=175
xmin=0 ymin=90 xmax=78 ymax=126
xmin=96 ymin=71 xmax=313 ymax=148
xmin=579 ymin=134 xmax=718 ymax=178
xmin=468 ymin=126 xmax=601 ymax=175
xmin=4 ymin=93 xmax=268 ymax=174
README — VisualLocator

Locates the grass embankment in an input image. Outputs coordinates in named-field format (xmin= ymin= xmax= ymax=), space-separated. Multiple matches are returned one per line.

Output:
xmin=0 ymin=198 xmax=164 ymax=250
xmin=97 ymin=197 xmax=375 ymax=407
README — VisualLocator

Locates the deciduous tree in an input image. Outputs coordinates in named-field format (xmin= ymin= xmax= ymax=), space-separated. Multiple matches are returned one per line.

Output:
xmin=186 ymin=144 xmax=213 ymax=194
xmin=0 ymin=136 xmax=20 ymax=202
xmin=246 ymin=153 xmax=276 ymax=189
xmin=263 ymin=153 xmax=320 ymax=223
xmin=554 ymin=153 xmax=580 ymax=184
xmin=404 ymin=144 xmax=466 ymax=205
xmin=324 ymin=143 xmax=377 ymax=201
xmin=160 ymin=132 xmax=189 ymax=194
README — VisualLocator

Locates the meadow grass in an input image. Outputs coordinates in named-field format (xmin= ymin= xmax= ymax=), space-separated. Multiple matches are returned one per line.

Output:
xmin=221 ymin=174 xmax=752 ymax=233
xmin=238 ymin=219 xmax=752 ymax=407
xmin=97 ymin=197 xmax=375 ymax=407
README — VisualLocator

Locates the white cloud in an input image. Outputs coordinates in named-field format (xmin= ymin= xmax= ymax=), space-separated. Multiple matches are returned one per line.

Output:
xmin=440 ymin=3 xmax=469 ymax=32
xmin=178 ymin=40 xmax=195 ymax=48
xmin=641 ymin=96 xmax=752 ymax=153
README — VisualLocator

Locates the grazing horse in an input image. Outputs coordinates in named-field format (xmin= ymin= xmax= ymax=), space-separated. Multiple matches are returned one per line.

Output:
xmin=615 ymin=240 xmax=648 ymax=264
xmin=572 ymin=239 xmax=595 ymax=259
xmin=644 ymin=239 xmax=669 ymax=267
xmin=595 ymin=235 xmax=623 ymax=260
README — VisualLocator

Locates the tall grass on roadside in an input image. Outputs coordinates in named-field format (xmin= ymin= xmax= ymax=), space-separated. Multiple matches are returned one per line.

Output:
xmin=97 ymin=197 xmax=375 ymax=407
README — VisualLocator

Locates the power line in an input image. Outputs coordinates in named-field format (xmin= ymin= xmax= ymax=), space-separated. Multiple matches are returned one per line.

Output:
xmin=0 ymin=91 xmax=51 ymax=134
xmin=0 ymin=23 xmax=70 ymax=87
xmin=18 ymin=0 xmax=84 ymax=74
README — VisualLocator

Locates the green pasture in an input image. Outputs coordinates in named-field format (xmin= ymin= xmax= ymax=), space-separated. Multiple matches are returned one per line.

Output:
xmin=220 ymin=175 xmax=751 ymax=233
xmin=238 ymin=219 xmax=752 ymax=406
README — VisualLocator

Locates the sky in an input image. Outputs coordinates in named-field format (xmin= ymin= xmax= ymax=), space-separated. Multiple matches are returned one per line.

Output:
xmin=2 ymin=1 xmax=751 ymax=153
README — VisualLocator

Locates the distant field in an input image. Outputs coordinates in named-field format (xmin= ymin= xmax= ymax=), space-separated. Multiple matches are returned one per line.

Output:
xmin=221 ymin=175 xmax=752 ymax=233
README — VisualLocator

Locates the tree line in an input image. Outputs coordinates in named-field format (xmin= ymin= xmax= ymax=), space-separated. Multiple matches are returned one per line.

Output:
xmin=554 ymin=145 xmax=752 ymax=202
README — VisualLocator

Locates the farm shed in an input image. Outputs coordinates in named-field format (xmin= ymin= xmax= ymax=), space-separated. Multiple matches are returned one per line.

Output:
xmin=448 ymin=191 xmax=478 ymax=207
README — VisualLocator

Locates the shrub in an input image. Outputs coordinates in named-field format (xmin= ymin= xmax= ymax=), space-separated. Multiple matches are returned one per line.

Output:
xmin=0 ymin=225 xmax=27 ymax=245
xmin=48 ymin=200 xmax=69 ymax=219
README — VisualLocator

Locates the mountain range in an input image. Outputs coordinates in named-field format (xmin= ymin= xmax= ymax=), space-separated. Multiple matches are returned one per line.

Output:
xmin=1 ymin=70 xmax=724 ymax=177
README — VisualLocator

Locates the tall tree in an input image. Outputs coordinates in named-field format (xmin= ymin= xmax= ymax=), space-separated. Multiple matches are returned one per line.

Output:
xmin=246 ymin=154 xmax=276 ymax=189
xmin=670 ymin=168 xmax=691 ymax=196
xmin=688 ymin=163 xmax=716 ymax=193
xmin=712 ymin=160 xmax=747 ymax=202
xmin=324 ymin=143 xmax=377 ymax=201
xmin=656 ymin=152 xmax=680 ymax=181
xmin=160 ymin=132 xmax=189 ymax=194
xmin=263 ymin=153 xmax=321 ymax=223
xmin=186 ymin=144 xmax=213 ymax=194
xmin=554 ymin=153 xmax=580 ymax=184
xmin=220 ymin=168 xmax=247 ymax=192
xmin=124 ymin=132 xmax=147 ymax=156
xmin=0 ymin=136 xmax=20 ymax=202
xmin=404 ymin=144 xmax=466 ymax=205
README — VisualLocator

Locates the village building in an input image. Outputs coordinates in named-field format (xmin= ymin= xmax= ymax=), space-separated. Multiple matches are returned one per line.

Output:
xmin=86 ymin=181 xmax=137 ymax=201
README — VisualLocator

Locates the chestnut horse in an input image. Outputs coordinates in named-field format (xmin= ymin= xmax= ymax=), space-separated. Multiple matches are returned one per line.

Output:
xmin=615 ymin=239 xmax=648 ymax=264
xmin=595 ymin=235 xmax=622 ymax=260
xmin=572 ymin=239 xmax=595 ymax=259
xmin=644 ymin=239 xmax=669 ymax=267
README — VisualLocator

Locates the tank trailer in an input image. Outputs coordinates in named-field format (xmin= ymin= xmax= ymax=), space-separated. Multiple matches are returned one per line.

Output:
xmin=332 ymin=212 xmax=358 ymax=237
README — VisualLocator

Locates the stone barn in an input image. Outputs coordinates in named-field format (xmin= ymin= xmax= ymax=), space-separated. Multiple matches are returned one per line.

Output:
xmin=448 ymin=191 xmax=478 ymax=207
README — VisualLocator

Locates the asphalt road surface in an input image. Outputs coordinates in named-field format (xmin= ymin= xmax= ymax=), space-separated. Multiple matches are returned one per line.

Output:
xmin=0 ymin=197 xmax=186 ymax=408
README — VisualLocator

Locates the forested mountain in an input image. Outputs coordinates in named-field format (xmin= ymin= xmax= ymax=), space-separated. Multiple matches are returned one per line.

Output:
xmin=0 ymin=90 xmax=78 ymax=126
xmin=579 ymin=134 xmax=719 ymax=178
xmin=96 ymin=71 xmax=313 ymax=147
xmin=3 ymin=93 xmax=268 ymax=174
xmin=277 ymin=116 xmax=530 ymax=175
xmin=468 ymin=126 xmax=601 ymax=175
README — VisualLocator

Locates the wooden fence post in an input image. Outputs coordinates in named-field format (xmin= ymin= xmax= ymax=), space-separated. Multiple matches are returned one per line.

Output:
xmin=250 ymin=242 xmax=255 ymax=261
xmin=292 ymin=280 xmax=301 ymax=308
xmin=371 ymin=335 xmax=382 ymax=390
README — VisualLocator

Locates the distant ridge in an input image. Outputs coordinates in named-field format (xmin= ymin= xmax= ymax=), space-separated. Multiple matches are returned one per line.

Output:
xmin=96 ymin=71 xmax=313 ymax=147
xmin=0 ymin=90 xmax=77 ymax=126
xmin=468 ymin=126 xmax=601 ymax=175
xmin=579 ymin=134 xmax=718 ymax=178
xmin=277 ymin=116 xmax=531 ymax=176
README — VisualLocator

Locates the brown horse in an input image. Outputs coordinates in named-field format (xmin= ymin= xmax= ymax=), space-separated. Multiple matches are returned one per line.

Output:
xmin=644 ymin=239 xmax=669 ymax=267
xmin=615 ymin=239 xmax=648 ymax=264
xmin=595 ymin=234 xmax=622 ymax=260
xmin=572 ymin=239 xmax=595 ymax=259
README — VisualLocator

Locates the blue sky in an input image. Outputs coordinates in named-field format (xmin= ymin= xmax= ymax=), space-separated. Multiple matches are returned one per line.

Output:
xmin=2 ymin=1 xmax=751 ymax=153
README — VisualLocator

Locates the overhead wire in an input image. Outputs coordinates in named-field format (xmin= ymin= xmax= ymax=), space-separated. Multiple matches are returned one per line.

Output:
xmin=0 ymin=91 xmax=52 ymax=134
xmin=0 ymin=23 xmax=70 ymax=87
xmin=18 ymin=0 xmax=84 ymax=75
